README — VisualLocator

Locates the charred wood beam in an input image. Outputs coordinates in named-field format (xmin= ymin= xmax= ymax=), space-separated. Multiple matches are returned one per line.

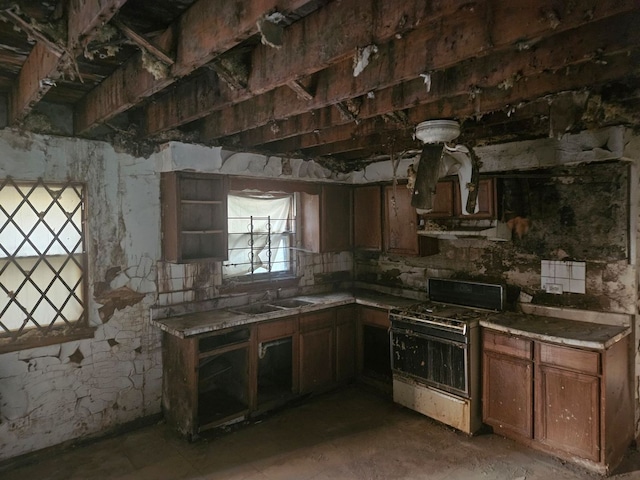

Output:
xmin=198 ymin=5 xmax=639 ymax=143
xmin=74 ymin=0 xmax=311 ymax=134
xmin=287 ymin=80 xmax=313 ymax=101
xmin=144 ymin=0 xmax=478 ymax=135
xmin=275 ymin=51 xmax=640 ymax=160
xmin=111 ymin=18 xmax=174 ymax=65
xmin=2 ymin=8 xmax=64 ymax=55
xmin=213 ymin=11 xmax=640 ymax=153
xmin=144 ymin=0 xmax=637 ymax=140
xmin=209 ymin=51 xmax=251 ymax=91
xmin=7 ymin=0 xmax=127 ymax=124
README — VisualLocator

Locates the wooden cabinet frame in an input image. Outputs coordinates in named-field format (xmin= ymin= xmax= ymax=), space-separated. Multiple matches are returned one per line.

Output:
xmin=482 ymin=328 xmax=633 ymax=474
xmin=161 ymin=171 xmax=228 ymax=262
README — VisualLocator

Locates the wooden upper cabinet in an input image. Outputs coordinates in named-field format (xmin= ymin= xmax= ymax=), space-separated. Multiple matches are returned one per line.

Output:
xmin=161 ymin=172 xmax=228 ymax=262
xmin=421 ymin=180 xmax=455 ymax=218
xmin=383 ymin=184 xmax=418 ymax=255
xmin=300 ymin=184 xmax=352 ymax=253
xmin=354 ymin=185 xmax=382 ymax=250
xmin=422 ymin=177 xmax=497 ymax=220
xmin=454 ymin=177 xmax=497 ymax=218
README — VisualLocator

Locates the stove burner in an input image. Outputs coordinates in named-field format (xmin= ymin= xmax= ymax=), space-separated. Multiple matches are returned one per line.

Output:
xmin=390 ymin=302 xmax=494 ymax=337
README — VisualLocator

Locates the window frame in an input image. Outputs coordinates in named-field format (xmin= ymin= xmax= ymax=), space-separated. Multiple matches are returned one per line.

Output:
xmin=0 ymin=178 xmax=92 ymax=353
xmin=223 ymin=190 xmax=297 ymax=283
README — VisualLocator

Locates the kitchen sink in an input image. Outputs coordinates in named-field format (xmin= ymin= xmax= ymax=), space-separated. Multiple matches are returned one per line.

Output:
xmin=229 ymin=303 xmax=283 ymax=315
xmin=268 ymin=298 xmax=314 ymax=309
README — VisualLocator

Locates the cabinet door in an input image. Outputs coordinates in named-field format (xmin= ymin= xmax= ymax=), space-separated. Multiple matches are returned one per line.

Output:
xmin=482 ymin=351 xmax=533 ymax=440
xmin=384 ymin=185 xmax=418 ymax=255
xmin=321 ymin=185 xmax=352 ymax=252
xmin=421 ymin=180 xmax=455 ymax=218
xmin=354 ymin=185 xmax=382 ymax=250
xmin=335 ymin=306 xmax=356 ymax=383
xmin=535 ymin=365 xmax=600 ymax=461
xmin=299 ymin=311 xmax=335 ymax=393
xmin=454 ymin=177 xmax=496 ymax=218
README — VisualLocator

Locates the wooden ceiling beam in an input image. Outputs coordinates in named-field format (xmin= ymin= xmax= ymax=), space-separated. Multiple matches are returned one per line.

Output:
xmin=73 ymin=0 xmax=312 ymax=134
xmin=294 ymin=51 xmax=640 ymax=158
xmin=8 ymin=0 xmax=127 ymax=124
xmin=145 ymin=0 xmax=637 ymax=140
xmin=215 ymin=10 xmax=640 ymax=150
xmin=144 ymin=0 xmax=479 ymax=135
xmin=199 ymin=2 xmax=639 ymax=143
xmin=111 ymin=18 xmax=174 ymax=65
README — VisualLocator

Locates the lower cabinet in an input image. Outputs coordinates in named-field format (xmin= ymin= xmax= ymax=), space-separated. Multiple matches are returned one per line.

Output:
xmin=358 ymin=305 xmax=392 ymax=387
xmin=255 ymin=317 xmax=298 ymax=412
xmin=300 ymin=311 xmax=335 ymax=393
xmin=482 ymin=330 xmax=533 ymax=440
xmin=163 ymin=305 xmax=361 ymax=438
xmin=336 ymin=305 xmax=357 ymax=383
xmin=482 ymin=328 xmax=632 ymax=474
xmin=299 ymin=306 xmax=358 ymax=393
xmin=162 ymin=327 xmax=253 ymax=439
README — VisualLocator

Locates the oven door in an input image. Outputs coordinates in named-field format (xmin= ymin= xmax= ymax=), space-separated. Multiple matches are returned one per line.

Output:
xmin=391 ymin=321 xmax=469 ymax=398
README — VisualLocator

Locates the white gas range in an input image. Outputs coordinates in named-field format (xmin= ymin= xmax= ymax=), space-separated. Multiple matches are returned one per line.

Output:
xmin=390 ymin=278 xmax=505 ymax=434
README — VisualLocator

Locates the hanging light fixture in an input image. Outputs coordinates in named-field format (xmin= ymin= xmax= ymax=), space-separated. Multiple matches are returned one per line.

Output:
xmin=411 ymin=120 xmax=460 ymax=210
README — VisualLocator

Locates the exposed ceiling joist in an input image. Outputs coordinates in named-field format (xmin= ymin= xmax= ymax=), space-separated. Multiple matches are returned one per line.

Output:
xmin=8 ymin=0 xmax=127 ymax=123
xmin=143 ymin=0 xmax=475 ymax=135
xmin=230 ymin=11 xmax=640 ymax=152
xmin=0 ymin=0 xmax=638 ymax=171
xmin=74 ymin=0 xmax=312 ymax=134
xmin=294 ymin=50 xmax=640 ymax=160
xmin=201 ymin=7 xmax=639 ymax=146
xmin=111 ymin=18 xmax=174 ymax=66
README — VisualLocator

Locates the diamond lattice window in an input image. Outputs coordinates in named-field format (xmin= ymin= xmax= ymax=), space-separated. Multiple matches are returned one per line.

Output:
xmin=0 ymin=178 xmax=86 ymax=341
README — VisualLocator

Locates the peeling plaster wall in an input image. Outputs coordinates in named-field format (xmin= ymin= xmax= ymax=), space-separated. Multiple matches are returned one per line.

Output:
xmin=0 ymin=132 xmax=355 ymax=462
xmin=0 ymin=129 xmax=162 ymax=461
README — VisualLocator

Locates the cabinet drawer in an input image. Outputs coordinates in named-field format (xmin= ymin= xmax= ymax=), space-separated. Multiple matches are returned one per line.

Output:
xmin=483 ymin=330 xmax=532 ymax=359
xmin=537 ymin=343 xmax=600 ymax=375
xmin=257 ymin=317 xmax=297 ymax=342
xmin=300 ymin=311 xmax=335 ymax=332
xmin=360 ymin=306 xmax=389 ymax=328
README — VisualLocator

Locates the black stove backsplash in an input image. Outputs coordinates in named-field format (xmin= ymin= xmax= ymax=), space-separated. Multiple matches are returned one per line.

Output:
xmin=428 ymin=278 xmax=504 ymax=311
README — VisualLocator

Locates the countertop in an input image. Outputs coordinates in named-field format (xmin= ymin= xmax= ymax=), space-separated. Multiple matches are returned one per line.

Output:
xmin=480 ymin=311 xmax=631 ymax=350
xmin=151 ymin=290 xmax=418 ymax=338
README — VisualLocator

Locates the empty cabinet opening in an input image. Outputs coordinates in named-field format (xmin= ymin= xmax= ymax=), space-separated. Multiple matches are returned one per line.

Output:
xmin=258 ymin=337 xmax=293 ymax=406
xmin=362 ymin=325 xmax=391 ymax=382
xmin=198 ymin=346 xmax=249 ymax=429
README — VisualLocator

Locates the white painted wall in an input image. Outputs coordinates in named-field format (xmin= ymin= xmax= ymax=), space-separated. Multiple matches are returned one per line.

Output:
xmin=0 ymin=129 xmax=163 ymax=461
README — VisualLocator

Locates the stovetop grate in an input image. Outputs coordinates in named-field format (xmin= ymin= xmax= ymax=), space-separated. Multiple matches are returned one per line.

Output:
xmin=390 ymin=279 xmax=505 ymax=335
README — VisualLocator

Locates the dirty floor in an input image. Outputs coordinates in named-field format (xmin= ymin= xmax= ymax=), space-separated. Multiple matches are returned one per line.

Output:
xmin=3 ymin=385 xmax=640 ymax=480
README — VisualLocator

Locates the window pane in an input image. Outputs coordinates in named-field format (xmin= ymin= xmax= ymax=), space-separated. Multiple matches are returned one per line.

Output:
xmin=224 ymin=193 xmax=294 ymax=278
xmin=0 ymin=180 xmax=86 ymax=339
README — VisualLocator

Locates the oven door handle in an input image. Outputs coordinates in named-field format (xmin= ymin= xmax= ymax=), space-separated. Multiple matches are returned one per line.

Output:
xmin=390 ymin=328 xmax=468 ymax=347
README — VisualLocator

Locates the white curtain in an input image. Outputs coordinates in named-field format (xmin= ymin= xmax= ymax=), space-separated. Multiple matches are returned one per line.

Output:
xmin=224 ymin=194 xmax=292 ymax=277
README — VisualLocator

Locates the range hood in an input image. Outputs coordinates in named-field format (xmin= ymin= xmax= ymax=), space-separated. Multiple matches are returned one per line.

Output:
xmin=417 ymin=219 xmax=512 ymax=241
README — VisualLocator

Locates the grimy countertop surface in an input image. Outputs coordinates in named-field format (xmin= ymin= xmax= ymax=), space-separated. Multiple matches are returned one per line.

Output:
xmin=151 ymin=290 xmax=418 ymax=338
xmin=480 ymin=311 xmax=631 ymax=350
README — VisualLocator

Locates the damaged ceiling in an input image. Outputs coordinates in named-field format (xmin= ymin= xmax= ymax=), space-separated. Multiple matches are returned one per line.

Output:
xmin=0 ymin=0 xmax=639 ymax=171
